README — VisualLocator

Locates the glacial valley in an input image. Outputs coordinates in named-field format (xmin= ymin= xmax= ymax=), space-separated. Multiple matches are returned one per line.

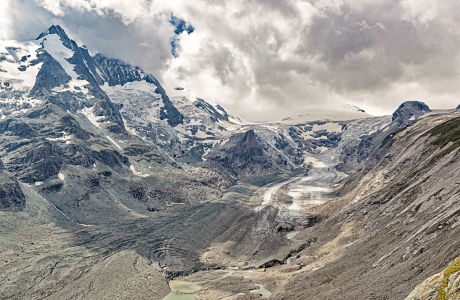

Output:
xmin=2 ymin=26 xmax=460 ymax=300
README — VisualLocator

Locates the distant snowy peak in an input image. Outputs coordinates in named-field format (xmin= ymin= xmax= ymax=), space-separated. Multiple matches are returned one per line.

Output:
xmin=35 ymin=25 xmax=184 ymax=127
xmin=167 ymin=87 xmax=228 ymax=121
xmin=36 ymin=26 xmax=163 ymax=90
xmin=164 ymin=86 xmax=232 ymax=137
xmin=31 ymin=25 xmax=111 ymax=101
xmin=34 ymin=25 xmax=162 ymax=95
xmin=278 ymin=104 xmax=371 ymax=124
xmin=195 ymin=99 xmax=229 ymax=122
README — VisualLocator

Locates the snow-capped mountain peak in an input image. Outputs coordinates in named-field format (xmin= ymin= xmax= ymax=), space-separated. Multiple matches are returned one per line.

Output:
xmin=36 ymin=25 xmax=73 ymax=49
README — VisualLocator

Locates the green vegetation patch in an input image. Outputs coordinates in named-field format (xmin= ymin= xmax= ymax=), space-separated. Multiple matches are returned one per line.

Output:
xmin=393 ymin=131 xmax=404 ymax=140
xmin=437 ymin=256 xmax=460 ymax=300
xmin=124 ymin=144 xmax=152 ymax=155
xmin=427 ymin=116 xmax=460 ymax=148
xmin=417 ymin=117 xmax=460 ymax=170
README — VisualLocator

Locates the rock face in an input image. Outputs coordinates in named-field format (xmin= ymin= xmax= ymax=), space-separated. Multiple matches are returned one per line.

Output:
xmin=194 ymin=99 xmax=229 ymax=122
xmin=28 ymin=51 xmax=72 ymax=96
xmin=205 ymin=130 xmax=291 ymax=179
xmin=336 ymin=101 xmax=432 ymax=174
xmin=0 ymin=159 xmax=25 ymax=210
xmin=36 ymin=25 xmax=72 ymax=48
xmin=392 ymin=100 xmax=431 ymax=126
xmin=92 ymin=53 xmax=184 ymax=127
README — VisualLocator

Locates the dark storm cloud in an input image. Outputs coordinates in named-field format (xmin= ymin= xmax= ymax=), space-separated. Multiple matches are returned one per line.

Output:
xmin=300 ymin=1 xmax=460 ymax=93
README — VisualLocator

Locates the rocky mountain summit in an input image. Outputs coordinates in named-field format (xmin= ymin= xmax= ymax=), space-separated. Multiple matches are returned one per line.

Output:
xmin=1 ymin=25 xmax=460 ymax=300
xmin=392 ymin=100 xmax=431 ymax=126
xmin=204 ymin=129 xmax=293 ymax=179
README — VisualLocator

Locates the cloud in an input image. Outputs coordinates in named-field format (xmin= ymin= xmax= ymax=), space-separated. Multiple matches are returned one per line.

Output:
xmin=2 ymin=0 xmax=460 ymax=120
xmin=164 ymin=0 xmax=460 ymax=119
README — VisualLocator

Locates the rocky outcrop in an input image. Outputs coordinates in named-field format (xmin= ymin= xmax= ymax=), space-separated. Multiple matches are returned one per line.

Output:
xmin=406 ymin=256 xmax=460 ymax=300
xmin=28 ymin=51 xmax=72 ymax=97
xmin=205 ymin=130 xmax=291 ymax=179
xmin=92 ymin=53 xmax=155 ymax=87
xmin=195 ymin=99 xmax=229 ymax=122
xmin=392 ymin=100 xmax=431 ymax=126
xmin=336 ymin=102 xmax=431 ymax=174
xmin=36 ymin=25 xmax=73 ymax=48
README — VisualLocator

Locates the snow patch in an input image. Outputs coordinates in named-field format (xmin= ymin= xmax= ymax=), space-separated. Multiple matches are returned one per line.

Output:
xmin=106 ymin=135 xmax=122 ymax=150
xmin=80 ymin=107 xmax=102 ymax=129
xmin=46 ymin=135 xmax=72 ymax=142
xmin=0 ymin=39 xmax=42 ymax=90
xmin=101 ymin=81 xmax=159 ymax=94
xmin=303 ymin=156 xmax=328 ymax=168
xmin=42 ymin=34 xmax=88 ymax=88
xmin=130 ymin=165 xmax=150 ymax=177
xmin=279 ymin=106 xmax=371 ymax=124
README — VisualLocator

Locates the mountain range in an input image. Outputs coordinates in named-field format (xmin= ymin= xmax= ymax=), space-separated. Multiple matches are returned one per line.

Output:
xmin=1 ymin=25 xmax=460 ymax=300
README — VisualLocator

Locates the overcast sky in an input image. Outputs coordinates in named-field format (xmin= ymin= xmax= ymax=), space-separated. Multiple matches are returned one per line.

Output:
xmin=2 ymin=0 xmax=460 ymax=121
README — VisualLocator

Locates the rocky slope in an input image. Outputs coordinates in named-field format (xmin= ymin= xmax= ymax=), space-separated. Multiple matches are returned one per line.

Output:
xmin=261 ymin=110 xmax=460 ymax=299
